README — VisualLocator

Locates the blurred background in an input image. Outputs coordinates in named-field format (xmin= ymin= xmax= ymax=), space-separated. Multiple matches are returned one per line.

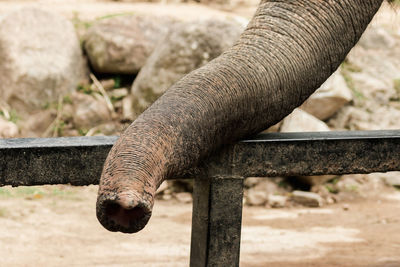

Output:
xmin=0 ymin=0 xmax=399 ymax=266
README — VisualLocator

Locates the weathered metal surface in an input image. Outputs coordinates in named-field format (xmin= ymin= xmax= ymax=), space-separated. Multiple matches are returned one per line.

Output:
xmin=1 ymin=130 xmax=400 ymax=186
xmin=190 ymin=176 xmax=244 ymax=267
xmin=0 ymin=136 xmax=117 ymax=186
xmin=204 ymin=130 xmax=400 ymax=178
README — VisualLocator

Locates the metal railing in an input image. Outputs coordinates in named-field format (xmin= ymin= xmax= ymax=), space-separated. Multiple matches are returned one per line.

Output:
xmin=1 ymin=130 xmax=400 ymax=266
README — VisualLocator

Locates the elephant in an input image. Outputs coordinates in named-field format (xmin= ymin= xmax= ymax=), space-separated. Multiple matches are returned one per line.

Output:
xmin=96 ymin=0 xmax=393 ymax=233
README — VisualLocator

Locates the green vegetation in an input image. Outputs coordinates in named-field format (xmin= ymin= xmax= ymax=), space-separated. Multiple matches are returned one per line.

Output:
xmin=53 ymin=119 xmax=66 ymax=136
xmin=345 ymin=184 xmax=359 ymax=192
xmin=63 ymin=95 xmax=73 ymax=105
xmin=0 ymin=109 xmax=19 ymax=123
xmin=325 ymin=184 xmax=339 ymax=194
xmin=113 ymin=75 xmax=122 ymax=89
xmin=72 ymin=12 xmax=93 ymax=30
xmin=341 ymin=61 xmax=365 ymax=100
xmin=0 ymin=208 xmax=8 ymax=218
xmin=96 ymin=12 xmax=135 ymax=21
xmin=394 ymin=79 xmax=400 ymax=93
xmin=77 ymin=83 xmax=94 ymax=95
xmin=78 ymin=128 xmax=89 ymax=136
xmin=72 ymin=11 xmax=136 ymax=31
xmin=0 ymin=186 xmax=79 ymax=200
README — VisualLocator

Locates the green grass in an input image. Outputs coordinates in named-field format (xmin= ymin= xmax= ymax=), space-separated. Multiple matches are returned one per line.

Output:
xmin=0 ymin=186 xmax=79 ymax=200
xmin=0 ymin=109 xmax=20 ymax=123
xmin=77 ymin=83 xmax=94 ymax=95
xmin=325 ymin=184 xmax=339 ymax=194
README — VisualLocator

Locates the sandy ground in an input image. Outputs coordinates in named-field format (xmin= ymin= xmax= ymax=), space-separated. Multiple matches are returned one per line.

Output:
xmin=0 ymin=185 xmax=400 ymax=267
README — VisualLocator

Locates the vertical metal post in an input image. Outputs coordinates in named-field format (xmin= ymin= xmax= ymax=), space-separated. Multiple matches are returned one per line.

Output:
xmin=190 ymin=176 xmax=244 ymax=267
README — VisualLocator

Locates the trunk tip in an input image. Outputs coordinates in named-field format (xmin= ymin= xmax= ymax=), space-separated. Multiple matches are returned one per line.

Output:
xmin=96 ymin=194 xmax=152 ymax=233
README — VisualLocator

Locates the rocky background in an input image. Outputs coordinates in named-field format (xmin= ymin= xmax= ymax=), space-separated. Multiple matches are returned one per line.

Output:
xmin=0 ymin=0 xmax=399 ymax=209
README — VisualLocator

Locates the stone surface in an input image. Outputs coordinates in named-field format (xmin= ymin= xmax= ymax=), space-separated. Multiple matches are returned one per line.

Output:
xmin=109 ymin=88 xmax=128 ymax=100
xmin=327 ymin=23 xmax=400 ymax=132
xmin=377 ymin=172 xmax=400 ymax=187
xmin=130 ymin=19 xmax=243 ymax=117
xmin=246 ymin=188 xmax=268 ymax=206
xmin=0 ymin=7 xmax=86 ymax=115
xmin=301 ymin=71 xmax=353 ymax=121
xmin=100 ymin=79 xmax=116 ymax=91
xmin=267 ymin=194 xmax=287 ymax=208
xmin=84 ymin=15 xmax=174 ymax=74
xmin=0 ymin=117 xmax=18 ymax=138
xmin=244 ymin=177 xmax=261 ymax=188
xmin=280 ymin=109 xmax=330 ymax=133
xmin=156 ymin=181 xmax=169 ymax=195
xmin=21 ymin=109 xmax=57 ymax=137
xmin=246 ymin=179 xmax=288 ymax=206
xmin=291 ymin=191 xmax=323 ymax=207
xmin=72 ymin=92 xmax=111 ymax=129
xmin=175 ymin=192 xmax=192 ymax=203
xmin=122 ymin=96 xmax=134 ymax=121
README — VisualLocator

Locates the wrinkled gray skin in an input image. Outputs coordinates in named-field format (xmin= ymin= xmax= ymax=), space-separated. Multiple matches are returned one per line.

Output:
xmin=97 ymin=0 xmax=386 ymax=233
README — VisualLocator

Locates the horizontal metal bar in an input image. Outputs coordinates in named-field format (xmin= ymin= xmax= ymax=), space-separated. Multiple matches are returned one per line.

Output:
xmin=0 ymin=136 xmax=117 ymax=186
xmin=242 ymin=130 xmax=400 ymax=142
xmin=1 ymin=130 xmax=400 ymax=186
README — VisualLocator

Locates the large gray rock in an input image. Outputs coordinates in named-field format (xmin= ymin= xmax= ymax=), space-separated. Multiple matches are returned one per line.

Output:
xmin=301 ymin=71 xmax=353 ymax=121
xmin=245 ymin=179 xmax=288 ymax=206
xmin=291 ymin=191 xmax=323 ymax=207
xmin=0 ymin=7 xmax=86 ymax=115
xmin=328 ymin=24 xmax=400 ymax=131
xmin=130 ymin=19 xmax=244 ymax=117
xmin=72 ymin=92 xmax=112 ymax=129
xmin=84 ymin=15 xmax=174 ymax=74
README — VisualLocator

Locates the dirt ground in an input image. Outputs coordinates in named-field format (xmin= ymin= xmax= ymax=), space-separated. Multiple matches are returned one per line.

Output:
xmin=0 ymin=184 xmax=399 ymax=267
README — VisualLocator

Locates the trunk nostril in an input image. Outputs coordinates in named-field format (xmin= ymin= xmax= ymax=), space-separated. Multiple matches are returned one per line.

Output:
xmin=97 ymin=194 xmax=153 ymax=233
xmin=105 ymin=202 xmax=146 ymax=229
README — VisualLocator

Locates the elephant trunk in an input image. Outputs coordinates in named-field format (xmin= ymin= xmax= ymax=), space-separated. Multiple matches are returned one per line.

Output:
xmin=97 ymin=0 xmax=384 ymax=233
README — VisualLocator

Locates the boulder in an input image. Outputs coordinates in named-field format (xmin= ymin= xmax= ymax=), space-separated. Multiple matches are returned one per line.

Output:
xmin=267 ymin=195 xmax=287 ymax=208
xmin=84 ymin=15 xmax=174 ymax=74
xmin=0 ymin=7 xmax=86 ymax=115
xmin=291 ymin=191 xmax=323 ymax=207
xmin=301 ymin=71 xmax=353 ymax=121
xmin=245 ymin=179 xmax=288 ymax=206
xmin=21 ymin=109 xmax=57 ymax=137
xmin=280 ymin=109 xmax=330 ymax=133
xmin=0 ymin=117 xmax=18 ymax=138
xmin=377 ymin=172 xmax=400 ymax=187
xmin=358 ymin=25 xmax=396 ymax=50
xmin=71 ymin=92 xmax=111 ymax=129
xmin=175 ymin=192 xmax=192 ymax=203
xmin=246 ymin=188 xmax=268 ymax=206
xmin=130 ymin=19 xmax=244 ymax=117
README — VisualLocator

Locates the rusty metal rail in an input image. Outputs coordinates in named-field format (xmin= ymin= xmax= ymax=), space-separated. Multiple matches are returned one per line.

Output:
xmin=1 ymin=130 xmax=400 ymax=266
